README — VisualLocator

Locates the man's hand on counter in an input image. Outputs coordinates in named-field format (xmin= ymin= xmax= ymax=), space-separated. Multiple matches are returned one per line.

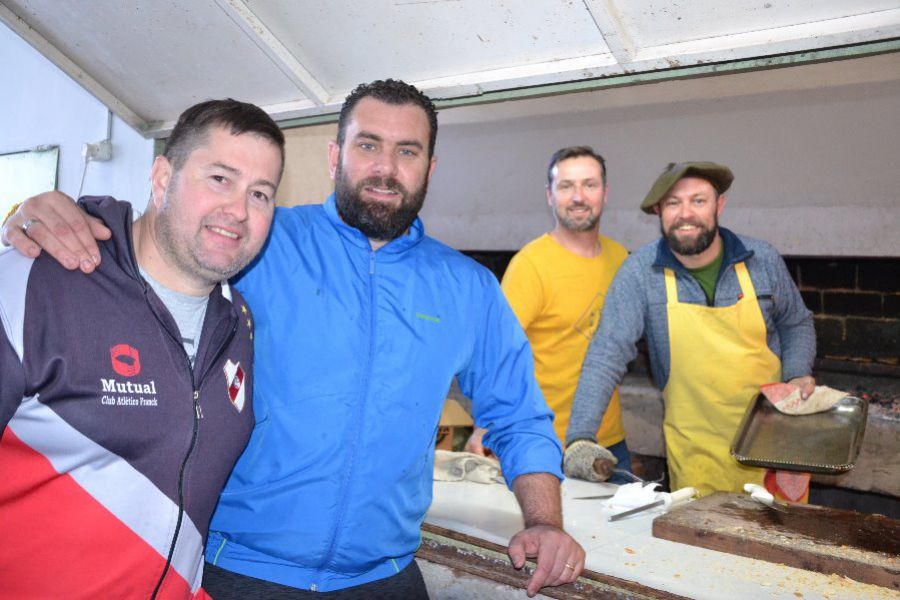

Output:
xmin=508 ymin=524 xmax=584 ymax=596
xmin=510 ymin=472 xmax=585 ymax=596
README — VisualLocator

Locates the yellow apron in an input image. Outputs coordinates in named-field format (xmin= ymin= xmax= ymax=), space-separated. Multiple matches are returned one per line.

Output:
xmin=662 ymin=262 xmax=781 ymax=496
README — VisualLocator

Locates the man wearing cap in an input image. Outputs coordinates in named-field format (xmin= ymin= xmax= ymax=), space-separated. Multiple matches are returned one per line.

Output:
xmin=563 ymin=161 xmax=816 ymax=498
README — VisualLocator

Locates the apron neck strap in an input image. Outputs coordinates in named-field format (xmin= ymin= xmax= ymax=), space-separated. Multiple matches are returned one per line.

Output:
xmin=734 ymin=262 xmax=756 ymax=302
xmin=664 ymin=268 xmax=678 ymax=303
xmin=664 ymin=261 xmax=755 ymax=304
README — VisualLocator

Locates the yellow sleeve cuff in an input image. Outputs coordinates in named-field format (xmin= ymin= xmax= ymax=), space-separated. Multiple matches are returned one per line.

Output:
xmin=2 ymin=201 xmax=22 ymax=226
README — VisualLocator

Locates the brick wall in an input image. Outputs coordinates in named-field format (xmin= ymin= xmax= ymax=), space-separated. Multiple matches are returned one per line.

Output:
xmin=463 ymin=251 xmax=900 ymax=367
xmin=785 ymin=258 xmax=900 ymax=366
xmin=461 ymin=251 xmax=513 ymax=283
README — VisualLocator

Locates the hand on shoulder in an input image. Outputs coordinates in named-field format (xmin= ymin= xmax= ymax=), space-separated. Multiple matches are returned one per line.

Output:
xmin=2 ymin=191 xmax=110 ymax=272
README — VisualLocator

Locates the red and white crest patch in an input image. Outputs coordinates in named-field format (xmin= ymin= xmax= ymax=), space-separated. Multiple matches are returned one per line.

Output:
xmin=110 ymin=343 xmax=141 ymax=377
xmin=223 ymin=360 xmax=246 ymax=412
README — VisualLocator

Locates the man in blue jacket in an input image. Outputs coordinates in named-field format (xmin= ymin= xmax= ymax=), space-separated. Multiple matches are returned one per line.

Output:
xmin=4 ymin=81 xmax=583 ymax=598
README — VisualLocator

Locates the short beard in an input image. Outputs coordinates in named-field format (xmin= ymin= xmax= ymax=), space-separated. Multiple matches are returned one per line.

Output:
xmin=334 ymin=163 xmax=427 ymax=242
xmin=661 ymin=217 xmax=718 ymax=256
xmin=558 ymin=210 xmax=599 ymax=233
xmin=155 ymin=178 xmax=252 ymax=285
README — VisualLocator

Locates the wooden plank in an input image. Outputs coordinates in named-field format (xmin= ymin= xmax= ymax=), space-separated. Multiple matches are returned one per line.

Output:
xmin=652 ymin=493 xmax=900 ymax=590
xmin=420 ymin=524 xmax=689 ymax=600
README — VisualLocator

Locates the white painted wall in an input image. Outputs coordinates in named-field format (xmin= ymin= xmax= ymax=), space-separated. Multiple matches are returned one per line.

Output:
xmin=424 ymin=54 xmax=900 ymax=257
xmin=1 ymin=22 xmax=153 ymax=213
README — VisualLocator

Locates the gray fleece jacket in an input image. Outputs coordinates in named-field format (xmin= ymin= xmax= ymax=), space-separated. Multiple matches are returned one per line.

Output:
xmin=566 ymin=227 xmax=815 ymax=446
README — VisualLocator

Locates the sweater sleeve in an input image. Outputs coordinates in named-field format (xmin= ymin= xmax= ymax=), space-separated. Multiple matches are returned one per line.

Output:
xmin=566 ymin=257 xmax=647 ymax=446
xmin=766 ymin=250 xmax=816 ymax=381
xmin=457 ymin=275 xmax=563 ymax=487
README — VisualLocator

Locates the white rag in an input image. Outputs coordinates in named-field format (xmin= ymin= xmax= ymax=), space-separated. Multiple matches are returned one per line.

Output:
xmin=774 ymin=385 xmax=846 ymax=415
xmin=433 ymin=450 xmax=504 ymax=485
xmin=604 ymin=482 xmax=662 ymax=509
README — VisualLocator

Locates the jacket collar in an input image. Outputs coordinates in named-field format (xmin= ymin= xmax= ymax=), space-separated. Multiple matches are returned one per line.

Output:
xmin=652 ymin=226 xmax=753 ymax=272
xmin=82 ymin=195 xmax=141 ymax=281
xmin=323 ymin=192 xmax=425 ymax=255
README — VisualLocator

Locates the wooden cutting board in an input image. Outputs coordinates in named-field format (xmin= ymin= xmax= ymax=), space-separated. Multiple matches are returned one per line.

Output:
xmin=652 ymin=492 xmax=899 ymax=590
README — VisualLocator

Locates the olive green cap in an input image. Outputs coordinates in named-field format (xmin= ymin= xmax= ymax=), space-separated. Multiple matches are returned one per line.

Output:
xmin=640 ymin=161 xmax=734 ymax=214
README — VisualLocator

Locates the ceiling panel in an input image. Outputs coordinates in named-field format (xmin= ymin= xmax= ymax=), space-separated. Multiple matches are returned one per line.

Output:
xmin=2 ymin=0 xmax=314 ymax=126
xmin=249 ymin=0 xmax=613 ymax=95
xmin=620 ymin=0 xmax=900 ymax=48
xmin=2 ymin=0 xmax=898 ymax=137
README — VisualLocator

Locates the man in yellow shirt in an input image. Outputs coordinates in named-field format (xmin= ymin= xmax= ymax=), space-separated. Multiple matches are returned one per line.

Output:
xmin=466 ymin=146 xmax=632 ymax=481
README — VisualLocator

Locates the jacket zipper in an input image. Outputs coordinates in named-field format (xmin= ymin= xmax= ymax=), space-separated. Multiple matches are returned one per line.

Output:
xmin=150 ymin=326 xmax=200 ymax=600
xmin=708 ymin=263 xmax=726 ymax=307
xmin=675 ymin=263 xmax=726 ymax=307
xmin=315 ymin=249 xmax=378 ymax=585
xmin=146 ymin=290 xmax=237 ymax=599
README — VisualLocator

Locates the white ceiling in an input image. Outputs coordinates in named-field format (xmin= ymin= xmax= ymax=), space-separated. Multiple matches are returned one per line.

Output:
xmin=3 ymin=0 xmax=899 ymax=137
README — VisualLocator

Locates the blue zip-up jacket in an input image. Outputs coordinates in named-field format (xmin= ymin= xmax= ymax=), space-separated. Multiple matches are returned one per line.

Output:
xmin=206 ymin=194 xmax=562 ymax=592
xmin=567 ymin=228 xmax=815 ymax=445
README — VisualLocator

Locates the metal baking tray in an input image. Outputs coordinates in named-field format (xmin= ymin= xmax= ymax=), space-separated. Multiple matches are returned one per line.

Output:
xmin=730 ymin=393 xmax=868 ymax=474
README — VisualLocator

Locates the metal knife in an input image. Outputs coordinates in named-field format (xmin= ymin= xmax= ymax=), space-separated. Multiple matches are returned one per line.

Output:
xmin=742 ymin=482 xmax=823 ymax=513
xmin=607 ymin=487 xmax=697 ymax=522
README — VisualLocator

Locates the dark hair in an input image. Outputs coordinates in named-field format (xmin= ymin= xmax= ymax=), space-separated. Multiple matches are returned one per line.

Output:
xmin=547 ymin=146 xmax=607 ymax=187
xmin=336 ymin=79 xmax=439 ymax=158
xmin=163 ymin=99 xmax=286 ymax=179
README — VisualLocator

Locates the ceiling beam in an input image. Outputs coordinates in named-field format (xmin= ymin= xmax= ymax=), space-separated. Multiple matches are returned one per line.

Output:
xmin=142 ymin=95 xmax=327 ymax=138
xmin=633 ymin=8 xmax=900 ymax=64
xmin=583 ymin=0 xmax=637 ymax=65
xmin=273 ymin=39 xmax=900 ymax=130
xmin=213 ymin=0 xmax=329 ymax=106
xmin=414 ymin=53 xmax=621 ymax=98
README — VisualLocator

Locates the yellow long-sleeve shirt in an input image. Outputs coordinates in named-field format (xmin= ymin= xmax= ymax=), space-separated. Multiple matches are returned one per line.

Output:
xmin=502 ymin=233 xmax=628 ymax=447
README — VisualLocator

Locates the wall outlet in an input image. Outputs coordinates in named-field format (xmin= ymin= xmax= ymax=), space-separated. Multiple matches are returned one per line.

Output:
xmin=83 ymin=140 xmax=113 ymax=161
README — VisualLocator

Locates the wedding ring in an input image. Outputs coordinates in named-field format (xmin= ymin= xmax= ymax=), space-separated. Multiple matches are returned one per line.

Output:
xmin=22 ymin=217 xmax=41 ymax=236
xmin=564 ymin=563 xmax=574 ymax=570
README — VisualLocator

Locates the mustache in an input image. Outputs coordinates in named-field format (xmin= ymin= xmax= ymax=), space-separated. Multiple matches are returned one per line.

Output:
xmin=358 ymin=176 xmax=407 ymax=196
xmin=671 ymin=219 xmax=705 ymax=229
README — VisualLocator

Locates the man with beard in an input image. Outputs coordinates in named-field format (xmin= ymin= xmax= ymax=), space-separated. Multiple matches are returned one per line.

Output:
xmin=563 ymin=161 xmax=817 ymax=499
xmin=465 ymin=147 xmax=633 ymax=483
xmin=2 ymin=80 xmax=583 ymax=599
xmin=0 ymin=99 xmax=283 ymax=598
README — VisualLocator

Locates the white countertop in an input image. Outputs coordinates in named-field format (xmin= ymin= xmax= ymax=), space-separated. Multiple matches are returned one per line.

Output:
xmin=425 ymin=478 xmax=895 ymax=599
